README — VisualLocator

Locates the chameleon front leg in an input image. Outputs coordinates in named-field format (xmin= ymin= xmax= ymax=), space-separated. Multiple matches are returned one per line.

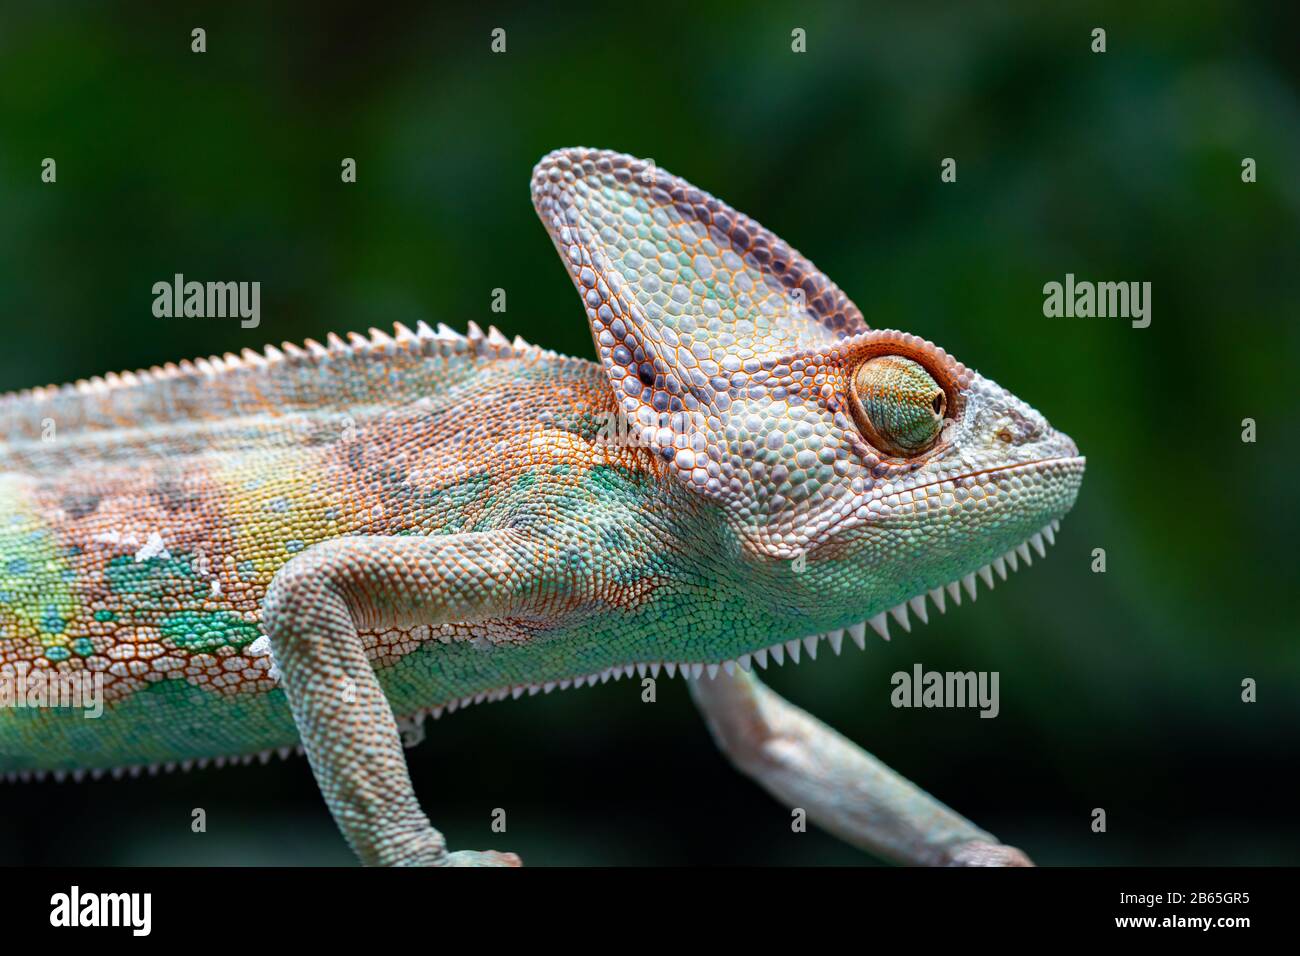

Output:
xmin=688 ymin=669 xmax=1032 ymax=866
xmin=263 ymin=532 xmax=535 ymax=867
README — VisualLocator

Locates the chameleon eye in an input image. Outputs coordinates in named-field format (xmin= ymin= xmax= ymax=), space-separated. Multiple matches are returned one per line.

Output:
xmin=850 ymin=355 xmax=947 ymax=457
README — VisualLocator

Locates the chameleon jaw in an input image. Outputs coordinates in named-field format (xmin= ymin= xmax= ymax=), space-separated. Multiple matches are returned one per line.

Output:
xmin=404 ymin=517 xmax=1065 ymax=721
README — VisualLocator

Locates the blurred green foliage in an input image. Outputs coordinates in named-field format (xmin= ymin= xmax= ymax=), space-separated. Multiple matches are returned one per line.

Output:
xmin=0 ymin=2 xmax=1296 ymax=865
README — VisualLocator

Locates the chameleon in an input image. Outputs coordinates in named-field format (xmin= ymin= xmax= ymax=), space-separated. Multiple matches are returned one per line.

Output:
xmin=0 ymin=147 xmax=1084 ymax=867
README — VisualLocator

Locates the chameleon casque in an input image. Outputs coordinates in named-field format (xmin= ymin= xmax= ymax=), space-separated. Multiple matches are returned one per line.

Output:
xmin=0 ymin=147 xmax=1084 ymax=867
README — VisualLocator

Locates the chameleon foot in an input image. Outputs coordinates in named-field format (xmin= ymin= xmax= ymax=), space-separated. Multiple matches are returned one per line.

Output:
xmin=690 ymin=669 xmax=1036 ymax=866
xmin=381 ymin=834 xmax=521 ymax=867
xmin=265 ymin=534 xmax=541 ymax=867
xmin=943 ymin=840 xmax=1034 ymax=867
xmin=441 ymin=849 xmax=523 ymax=867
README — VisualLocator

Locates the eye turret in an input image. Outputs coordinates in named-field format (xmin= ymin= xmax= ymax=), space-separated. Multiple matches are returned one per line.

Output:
xmin=850 ymin=356 xmax=947 ymax=457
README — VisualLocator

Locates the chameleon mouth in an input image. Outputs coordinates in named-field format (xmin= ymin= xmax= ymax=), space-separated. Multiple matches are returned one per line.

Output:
xmin=916 ymin=454 xmax=1085 ymax=496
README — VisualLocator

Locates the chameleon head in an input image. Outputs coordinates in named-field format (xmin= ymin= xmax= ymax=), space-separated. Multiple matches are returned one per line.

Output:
xmin=533 ymin=147 xmax=1084 ymax=631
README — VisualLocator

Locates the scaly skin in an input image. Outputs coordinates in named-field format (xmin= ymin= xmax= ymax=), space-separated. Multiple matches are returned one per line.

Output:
xmin=0 ymin=148 xmax=1083 ymax=867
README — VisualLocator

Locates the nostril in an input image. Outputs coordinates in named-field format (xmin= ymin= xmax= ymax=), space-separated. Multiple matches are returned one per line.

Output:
xmin=994 ymin=409 xmax=1047 ymax=446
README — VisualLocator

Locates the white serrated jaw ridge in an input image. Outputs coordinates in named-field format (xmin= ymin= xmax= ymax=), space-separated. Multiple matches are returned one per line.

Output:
xmin=413 ymin=517 xmax=1064 ymax=715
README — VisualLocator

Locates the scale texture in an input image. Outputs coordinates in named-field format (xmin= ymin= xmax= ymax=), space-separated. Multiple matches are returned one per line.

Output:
xmin=0 ymin=148 xmax=1083 ymax=866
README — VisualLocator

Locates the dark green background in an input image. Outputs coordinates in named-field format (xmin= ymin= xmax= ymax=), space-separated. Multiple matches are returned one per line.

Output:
xmin=1 ymin=2 xmax=1296 ymax=865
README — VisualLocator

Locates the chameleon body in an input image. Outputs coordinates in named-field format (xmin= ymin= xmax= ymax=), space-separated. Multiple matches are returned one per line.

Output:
xmin=0 ymin=148 xmax=1083 ymax=866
